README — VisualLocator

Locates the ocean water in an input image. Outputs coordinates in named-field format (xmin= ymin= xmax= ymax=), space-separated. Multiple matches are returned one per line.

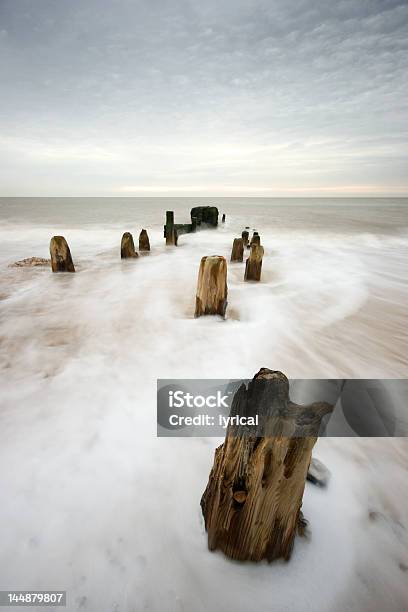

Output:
xmin=0 ymin=197 xmax=407 ymax=611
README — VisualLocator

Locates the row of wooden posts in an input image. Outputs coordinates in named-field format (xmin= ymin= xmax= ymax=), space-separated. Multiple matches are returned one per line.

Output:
xmin=232 ymin=230 xmax=264 ymax=282
xmin=48 ymin=214 xmax=327 ymax=566
xmin=48 ymin=213 xmax=264 ymax=321
xmin=194 ymin=231 xmax=264 ymax=317
xmin=48 ymin=229 xmax=150 ymax=272
xmin=197 ymin=216 xmax=326 ymax=564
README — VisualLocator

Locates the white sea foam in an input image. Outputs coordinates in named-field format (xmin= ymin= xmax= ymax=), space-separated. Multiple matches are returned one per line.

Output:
xmin=0 ymin=198 xmax=407 ymax=611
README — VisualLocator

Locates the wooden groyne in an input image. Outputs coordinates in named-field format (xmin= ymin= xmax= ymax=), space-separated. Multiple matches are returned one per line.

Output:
xmin=164 ymin=206 xmax=219 ymax=245
xmin=164 ymin=210 xmax=197 ymax=246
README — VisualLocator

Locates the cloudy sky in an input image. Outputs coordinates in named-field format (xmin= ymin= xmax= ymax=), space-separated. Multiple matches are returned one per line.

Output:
xmin=0 ymin=0 xmax=407 ymax=196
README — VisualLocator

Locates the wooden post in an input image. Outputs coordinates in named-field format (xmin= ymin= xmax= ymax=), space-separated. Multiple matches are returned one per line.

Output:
xmin=250 ymin=231 xmax=260 ymax=246
xmin=194 ymin=256 xmax=227 ymax=318
xmin=242 ymin=230 xmax=249 ymax=248
xmin=139 ymin=229 xmax=150 ymax=251
xmin=245 ymin=244 xmax=264 ymax=281
xmin=165 ymin=211 xmax=177 ymax=245
xmin=121 ymin=232 xmax=138 ymax=259
xmin=191 ymin=216 xmax=198 ymax=233
xmin=49 ymin=236 xmax=75 ymax=272
xmin=230 ymin=238 xmax=244 ymax=262
xmin=201 ymin=368 xmax=333 ymax=562
xmin=222 ymin=213 xmax=226 ymax=223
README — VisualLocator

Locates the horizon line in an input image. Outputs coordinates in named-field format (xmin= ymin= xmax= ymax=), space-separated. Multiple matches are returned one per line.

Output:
xmin=1 ymin=194 xmax=408 ymax=199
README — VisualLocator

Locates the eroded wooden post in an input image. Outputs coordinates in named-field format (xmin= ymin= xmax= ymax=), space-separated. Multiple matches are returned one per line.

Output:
xmin=222 ymin=213 xmax=226 ymax=223
xmin=242 ymin=230 xmax=249 ymax=248
xmin=194 ymin=256 xmax=227 ymax=318
xmin=201 ymin=368 xmax=333 ymax=562
xmin=165 ymin=211 xmax=177 ymax=245
xmin=250 ymin=231 xmax=260 ymax=246
xmin=230 ymin=238 xmax=244 ymax=262
xmin=121 ymin=232 xmax=138 ymax=259
xmin=139 ymin=229 xmax=150 ymax=251
xmin=245 ymin=244 xmax=264 ymax=281
xmin=49 ymin=236 xmax=75 ymax=272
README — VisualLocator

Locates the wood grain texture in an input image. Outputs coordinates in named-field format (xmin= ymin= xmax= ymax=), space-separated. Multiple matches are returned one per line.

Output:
xmin=49 ymin=236 xmax=75 ymax=272
xmin=139 ymin=229 xmax=150 ymax=251
xmin=245 ymin=244 xmax=264 ymax=281
xmin=120 ymin=232 xmax=138 ymax=259
xmin=201 ymin=368 xmax=333 ymax=562
xmin=230 ymin=238 xmax=244 ymax=262
xmin=195 ymin=255 xmax=228 ymax=318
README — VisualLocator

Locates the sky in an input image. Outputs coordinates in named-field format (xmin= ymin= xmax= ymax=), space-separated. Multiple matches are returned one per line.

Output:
xmin=0 ymin=0 xmax=407 ymax=197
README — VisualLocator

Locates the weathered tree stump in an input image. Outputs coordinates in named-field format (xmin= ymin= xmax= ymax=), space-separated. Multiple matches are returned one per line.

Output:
xmin=241 ymin=230 xmax=249 ymax=248
xmin=201 ymin=368 xmax=333 ymax=562
xmin=222 ymin=213 xmax=226 ymax=223
xmin=245 ymin=244 xmax=264 ymax=281
xmin=139 ymin=229 xmax=150 ymax=251
xmin=194 ymin=255 xmax=227 ymax=318
xmin=49 ymin=236 xmax=75 ymax=272
xmin=121 ymin=232 xmax=138 ymax=259
xmin=230 ymin=238 xmax=244 ymax=262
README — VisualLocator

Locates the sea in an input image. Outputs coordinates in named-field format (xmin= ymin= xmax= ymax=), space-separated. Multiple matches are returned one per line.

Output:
xmin=0 ymin=197 xmax=407 ymax=611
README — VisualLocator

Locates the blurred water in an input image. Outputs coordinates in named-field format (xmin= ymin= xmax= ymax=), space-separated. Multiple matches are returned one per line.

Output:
xmin=0 ymin=197 xmax=407 ymax=611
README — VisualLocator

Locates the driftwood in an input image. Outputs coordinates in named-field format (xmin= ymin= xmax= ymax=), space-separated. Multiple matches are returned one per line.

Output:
xmin=49 ymin=236 xmax=75 ymax=272
xmin=201 ymin=368 xmax=333 ymax=562
xmin=245 ymin=244 xmax=264 ymax=281
xmin=139 ymin=229 xmax=150 ymax=251
xmin=195 ymin=256 xmax=227 ymax=318
xmin=241 ymin=230 xmax=249 ymax=248
xmin=230 ymin=238 xmax=244 ymax=262
xmin=121 ymin=232 xmax=138 ymax=259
